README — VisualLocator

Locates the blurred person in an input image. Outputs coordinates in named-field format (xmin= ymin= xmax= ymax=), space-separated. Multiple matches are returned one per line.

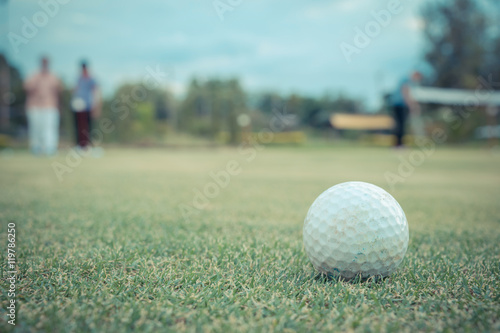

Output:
xmin=24 ymin=56 xmax=62 ymax=155
xmin=390 ymin=71 xmax=423 ymax=147
xmin=71 ymin=60 xmax=100 ymax=149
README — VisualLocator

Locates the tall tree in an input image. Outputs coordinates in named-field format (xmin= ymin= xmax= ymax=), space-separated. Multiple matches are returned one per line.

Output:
xmin=481 ymin=0 xmax=500 ymax=89
xmin=178 ymin=79 xmax=210 ymax=134
xmin=225 ymin=79 xmax=246 ymax=144
xmin=0 ymin=0 xmax=10 ymax=130
xmin=0 ymin=54 xmax=24 ymax=132
xmin=421 ymin=0 xmax=488 ymax=88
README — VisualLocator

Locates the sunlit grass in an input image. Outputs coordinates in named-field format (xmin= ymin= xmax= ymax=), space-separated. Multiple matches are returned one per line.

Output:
xmin=1 ymin=146 xmax=499 ymax=332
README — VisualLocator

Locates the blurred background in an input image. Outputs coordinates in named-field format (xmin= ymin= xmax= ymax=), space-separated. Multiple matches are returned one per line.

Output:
xmin=2 ymin=3 xmax=500 ymax=332
xmin=0 ymin=0 xmax=499 ymax=148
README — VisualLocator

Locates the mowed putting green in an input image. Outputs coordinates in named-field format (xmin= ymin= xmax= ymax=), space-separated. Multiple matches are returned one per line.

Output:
xmin=1 ymin=146 xmax=499 ymax=332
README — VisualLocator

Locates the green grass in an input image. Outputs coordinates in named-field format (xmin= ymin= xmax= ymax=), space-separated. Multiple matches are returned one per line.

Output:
xmin=1 ymin=146 xmax=499 ymax=332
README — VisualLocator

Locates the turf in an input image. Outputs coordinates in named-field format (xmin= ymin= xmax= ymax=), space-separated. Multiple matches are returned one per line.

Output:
xmin=0 ymin=146 xmax=499 ymax=332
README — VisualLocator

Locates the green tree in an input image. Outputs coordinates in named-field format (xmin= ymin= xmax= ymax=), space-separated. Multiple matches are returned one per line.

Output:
xmin=179 ymin=78 xmax=206 ymax=135
xmin=0 ymin=54 xmax=25 ymax=134
xmin=481 ymin=0 xmax=500 ymax=88
xmin=101 ymin=83 xmax=174 ymax=143
xmin=257 ymin=93 xmax=282 ymax=115
xmin=225 ymin=79 xmax=246 ymax=144
xmin=421 ymin=0 xmax=488 ymax=88
xmin=420 ymin=0 xmax=499 ymax=142
xmin=178 ymin=77 xmax=247 ymax=142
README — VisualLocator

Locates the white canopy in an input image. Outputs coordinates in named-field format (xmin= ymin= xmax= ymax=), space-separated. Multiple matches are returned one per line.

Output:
xmin=411 ymin=87 xmax=500 ymax=106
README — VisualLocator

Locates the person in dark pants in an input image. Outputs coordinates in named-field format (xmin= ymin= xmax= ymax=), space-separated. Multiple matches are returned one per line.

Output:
xmin=71 ymin=60 xmax=100 ymax=149
xmin=391 ymin=71 xmax=422 ymax=147
xmin=393 ymin=105 xmax=408 ymax=147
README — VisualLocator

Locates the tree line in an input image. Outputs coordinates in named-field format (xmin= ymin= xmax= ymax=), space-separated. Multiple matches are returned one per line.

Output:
xmin=1 ymin=0 xmax=498 ymax=144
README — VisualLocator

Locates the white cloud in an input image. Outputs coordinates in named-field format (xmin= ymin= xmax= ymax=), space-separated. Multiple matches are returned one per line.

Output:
xmin=72 ymin=13 xmax=88 ymax=25
xmin=155 ymin=33 xmax=188 ymax=46
xmin=304 ymin=0 xmax=368 ymax=20
xmin=406 ymin=17 xmax=425 ymax=31
xmin=256 ymin=42 xmax=302 ymax=58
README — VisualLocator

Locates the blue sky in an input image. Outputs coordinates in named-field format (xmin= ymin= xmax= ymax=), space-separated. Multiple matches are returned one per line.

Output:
xmin=1 ymin=0 xmax=430 ymax=110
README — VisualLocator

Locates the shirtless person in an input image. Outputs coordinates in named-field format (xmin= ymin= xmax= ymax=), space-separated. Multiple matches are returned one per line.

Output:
xmin=24 ymin=56 xmax=63 ymax=155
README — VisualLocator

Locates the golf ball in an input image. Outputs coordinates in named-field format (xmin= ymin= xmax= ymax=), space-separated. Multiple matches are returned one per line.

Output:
xmin=303 ymin=181 xmax=409 ymax=279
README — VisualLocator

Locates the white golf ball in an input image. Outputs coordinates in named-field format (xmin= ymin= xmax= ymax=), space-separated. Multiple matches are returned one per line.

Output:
xmin=303 ymin=181 xmax=409 ymax=279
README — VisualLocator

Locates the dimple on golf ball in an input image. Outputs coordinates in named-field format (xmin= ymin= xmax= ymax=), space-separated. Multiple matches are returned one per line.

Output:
xmin=303 ymin=181 xmax=409 ymax=279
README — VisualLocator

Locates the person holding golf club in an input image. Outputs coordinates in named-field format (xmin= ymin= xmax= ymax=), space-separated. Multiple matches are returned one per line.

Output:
xmin=71 ymin=60 xmax=101 ymax=150
xmin=391 ymin=71 xmax=423 ymax=147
